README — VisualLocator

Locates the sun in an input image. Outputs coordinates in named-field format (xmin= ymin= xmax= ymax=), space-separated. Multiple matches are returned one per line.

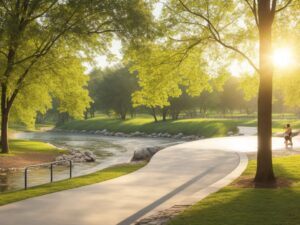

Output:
xmin=272 ymin=48 xmax=293 ymax=68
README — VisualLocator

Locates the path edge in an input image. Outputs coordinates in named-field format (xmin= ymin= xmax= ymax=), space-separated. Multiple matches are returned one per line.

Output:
xmin=179 ymin=151 xmax=248 ymax=205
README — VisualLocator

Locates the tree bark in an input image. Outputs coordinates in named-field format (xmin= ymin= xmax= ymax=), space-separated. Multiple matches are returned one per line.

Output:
xmin=162 ymin=107 xmax=168 ymax=121
xmin=254 ymin=0 xmax=276 ymax=185
xmin=151 ymin=107 xmax=158 ymax=122
xmin=1 ymin=85 xmax=9 ymax=154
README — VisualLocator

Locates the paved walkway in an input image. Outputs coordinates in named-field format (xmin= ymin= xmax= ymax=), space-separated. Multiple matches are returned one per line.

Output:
xmin=0 ymin=135 xmax=298 ymax=225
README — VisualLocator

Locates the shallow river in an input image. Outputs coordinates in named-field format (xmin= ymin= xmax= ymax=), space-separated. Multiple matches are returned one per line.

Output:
xmin=0 ymin=132 xmax=180 ymax=192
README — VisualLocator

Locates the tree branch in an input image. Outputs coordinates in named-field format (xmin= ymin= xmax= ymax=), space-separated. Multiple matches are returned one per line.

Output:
xmin=275 ymin=0 xmax=292 ymax=13
xmin=244 ymin=0 xmax=259 ymax=26
xmin=7 ymin=59 xmax=37 ymax=110
xmin=0 ymin=0 xmax=12 ymax=15
xmin=178 ymin=0 xmax=260 ymax=74
xmin=27 ymin=0 xmax=59 ymax=22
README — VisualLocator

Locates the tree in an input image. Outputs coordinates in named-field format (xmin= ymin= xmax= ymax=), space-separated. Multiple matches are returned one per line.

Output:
xmin=169 ymin=87 xmax=196 ymax=120
xmin=88 ymin=67 xmax=138 ymax=120
xmin=0 ymin=0 xmax=153 ymax=153
xmin=129 ymin=0 xmax=298 ymax=185
xmin=219 ymin=77 xmax=245 ymax=114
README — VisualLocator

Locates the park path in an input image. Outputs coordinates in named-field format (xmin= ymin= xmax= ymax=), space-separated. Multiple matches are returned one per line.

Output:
xmin=1 ymin=135 xmax=299 ymax=225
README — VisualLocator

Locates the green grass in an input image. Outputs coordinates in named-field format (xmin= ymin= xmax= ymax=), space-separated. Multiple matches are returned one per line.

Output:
xmin=0 ymin=139 xmax=66 ymax=157
xmin=0 ymin=162 xmax=145 ymax=206
xmin=59 ymin=116 xmax=300 ymax=137
xmin=59 ymin=117 xmax=253 ymax=137
xmin=169 ymin=155 xmax=300 ymax=225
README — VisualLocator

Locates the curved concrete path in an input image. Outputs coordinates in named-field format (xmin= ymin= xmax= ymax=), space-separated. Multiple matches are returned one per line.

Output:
xmin=1 ymin=135 xmax=298 ymax=225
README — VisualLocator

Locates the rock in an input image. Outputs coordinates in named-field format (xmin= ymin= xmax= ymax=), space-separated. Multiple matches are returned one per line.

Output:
xmin=227 ymin=131 xmax=234 ymax=136
xmin=55 ymin=150 xmax=97 ymax=163
xmin=173 ymin=133 xmax=183 ymax=139
xmin=115 ymin=132 xmax=126 ymax=137
xmin=131 ymin=146 xmax=162 ymax=161
xmin=146 ymin=147 xmax=160 ymax=155
xmin=131 ymin=149 xmax=151 ymax=161
xmin=130 ymin=131 xmax=142 ymax=137
xmin=181 ymin=135 xmax=198 ymax=141
xmin=55 ymin=156 xmax=64 ymax=161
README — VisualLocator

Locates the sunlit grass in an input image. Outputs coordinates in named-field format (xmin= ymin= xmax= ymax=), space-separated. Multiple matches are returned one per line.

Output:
xmin=169 ymin=155 xmax=300 ymax=225
xmin=0 ymin=162 xmax=146 ymax=206
xmin=59 ymin=116 xmax=300 ymax=137
xmin=0 ymin=139 xmax=66 ymax=157
xmin=59 ymin=117 xmax=245 ymax=137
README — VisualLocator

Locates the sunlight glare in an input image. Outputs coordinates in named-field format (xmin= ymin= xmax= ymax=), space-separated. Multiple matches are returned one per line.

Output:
xmin=272 ymin=48 xmax=293 ymax=68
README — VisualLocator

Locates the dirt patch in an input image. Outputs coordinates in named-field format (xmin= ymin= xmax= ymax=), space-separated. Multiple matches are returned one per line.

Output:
xmin=233 ymin=176 xmax=293 ymax=189
xmin=134 ymin=205 xmax=191 ymax=225
xmin=0 ymin=152 xmax=61 ymax=169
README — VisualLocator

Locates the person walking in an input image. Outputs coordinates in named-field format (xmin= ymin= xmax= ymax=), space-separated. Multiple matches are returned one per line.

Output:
xmin=284 ymin=124 xmax=293 ymax=148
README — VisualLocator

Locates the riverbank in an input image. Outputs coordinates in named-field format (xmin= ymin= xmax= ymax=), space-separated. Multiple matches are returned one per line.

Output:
xmin=58 ymin=116 xmax=300 ymax=137
xmin=58 ymin=117 xmax=245 ymax=137
xmin=0 ymin=139 xmax=66 ymax=170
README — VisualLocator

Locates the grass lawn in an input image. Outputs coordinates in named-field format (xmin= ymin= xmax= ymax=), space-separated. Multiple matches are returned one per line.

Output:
xmin=58 ymin=116 xmax=300 ymax=137
xmin=0 ymin=162 xmax=145 ymax=206
xmin=59 ymin=117 xmax=253 ymax=137
xmin=169 ymin=155 xmax=300 ymax=225
xmin=0 ymin=139 xmax=66 ymax=157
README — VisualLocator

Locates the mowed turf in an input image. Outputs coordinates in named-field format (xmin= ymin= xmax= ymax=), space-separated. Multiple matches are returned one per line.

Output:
xmin=59 ymin=116 xmax=300 ymax=137
xmin=59 ymin=117 xmax=247 ymax=137
xmin=0 ymin=139 xmax=66 ymax=157
xmin=169 ymin=155 xmax=300 ymax=225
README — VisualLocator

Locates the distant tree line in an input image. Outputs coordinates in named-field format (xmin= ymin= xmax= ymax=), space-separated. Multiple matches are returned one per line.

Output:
xmin=83 ymin=67 xmax=299 ymax=122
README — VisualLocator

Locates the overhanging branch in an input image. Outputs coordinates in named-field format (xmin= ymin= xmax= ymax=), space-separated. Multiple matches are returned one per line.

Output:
xmin=178 ymin=0 xmax=260 ymax=74
xmin=275 ymin=0 xmax=292 ymax=13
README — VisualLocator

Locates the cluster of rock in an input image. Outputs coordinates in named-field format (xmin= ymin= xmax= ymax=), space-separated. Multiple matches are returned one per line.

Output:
xmin=0 ymin=168 xmax=19 ymax=172
xmin=53 ymin=128 xmax=205 ymax=141
xmin=131 ymin=146 xmax=163 ymax=162
xmin=55 ymin=150 xmax=97 ymax=163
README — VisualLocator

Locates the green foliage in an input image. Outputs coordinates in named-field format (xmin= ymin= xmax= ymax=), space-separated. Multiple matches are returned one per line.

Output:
xmin=88 ymin=67 xmax=138 ymax=120
xmin=127 ymin=42 xmax=217 ymax=108
xmin=0 ymin=0 xmax=155 ymax=152
xmin=169 ymin=155 xmax=300 ymax=225
xmin=9 ymin=48 xmax=91 ymax=127
xmin=0 ymin=162 xmax=145 ymax=206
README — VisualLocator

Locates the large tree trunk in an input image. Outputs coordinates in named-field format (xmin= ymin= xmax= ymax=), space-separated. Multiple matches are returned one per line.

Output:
xmin=1 ymin=86 xmax=9 ymax=154
xmin=254 ymin=0 xmax=276 ymax=185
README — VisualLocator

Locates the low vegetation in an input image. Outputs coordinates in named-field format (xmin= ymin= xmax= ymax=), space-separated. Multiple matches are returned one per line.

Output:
xmin=169 ymin=155 xmax=300 ymax=225
xmin=0 ymin=162 xmax=145 ymax=206
xmin=0 ymin=139 xmax=65 ymax=157
xmin=59 ymin=117 xmax=245 ymax=137
xmin=59 ymin=116 xmax=300 ymax=137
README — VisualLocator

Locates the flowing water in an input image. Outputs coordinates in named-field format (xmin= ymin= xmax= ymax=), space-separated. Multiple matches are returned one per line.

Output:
xmin=0 ymin=132 xmax=180 ymax=192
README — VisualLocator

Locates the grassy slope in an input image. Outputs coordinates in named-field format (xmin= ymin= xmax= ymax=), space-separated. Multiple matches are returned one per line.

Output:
xmin=0 ymin=162 xmax=145 ymax=206
xmin=169 ymin=155 xmax=300 ymax=225
xmin=59 ymin=116 xmax=300 ymax=137
xmin=0 ymin=139 xmax=66 ymax=157
xmin=59 ymin=117 xmax=253 ymax=137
